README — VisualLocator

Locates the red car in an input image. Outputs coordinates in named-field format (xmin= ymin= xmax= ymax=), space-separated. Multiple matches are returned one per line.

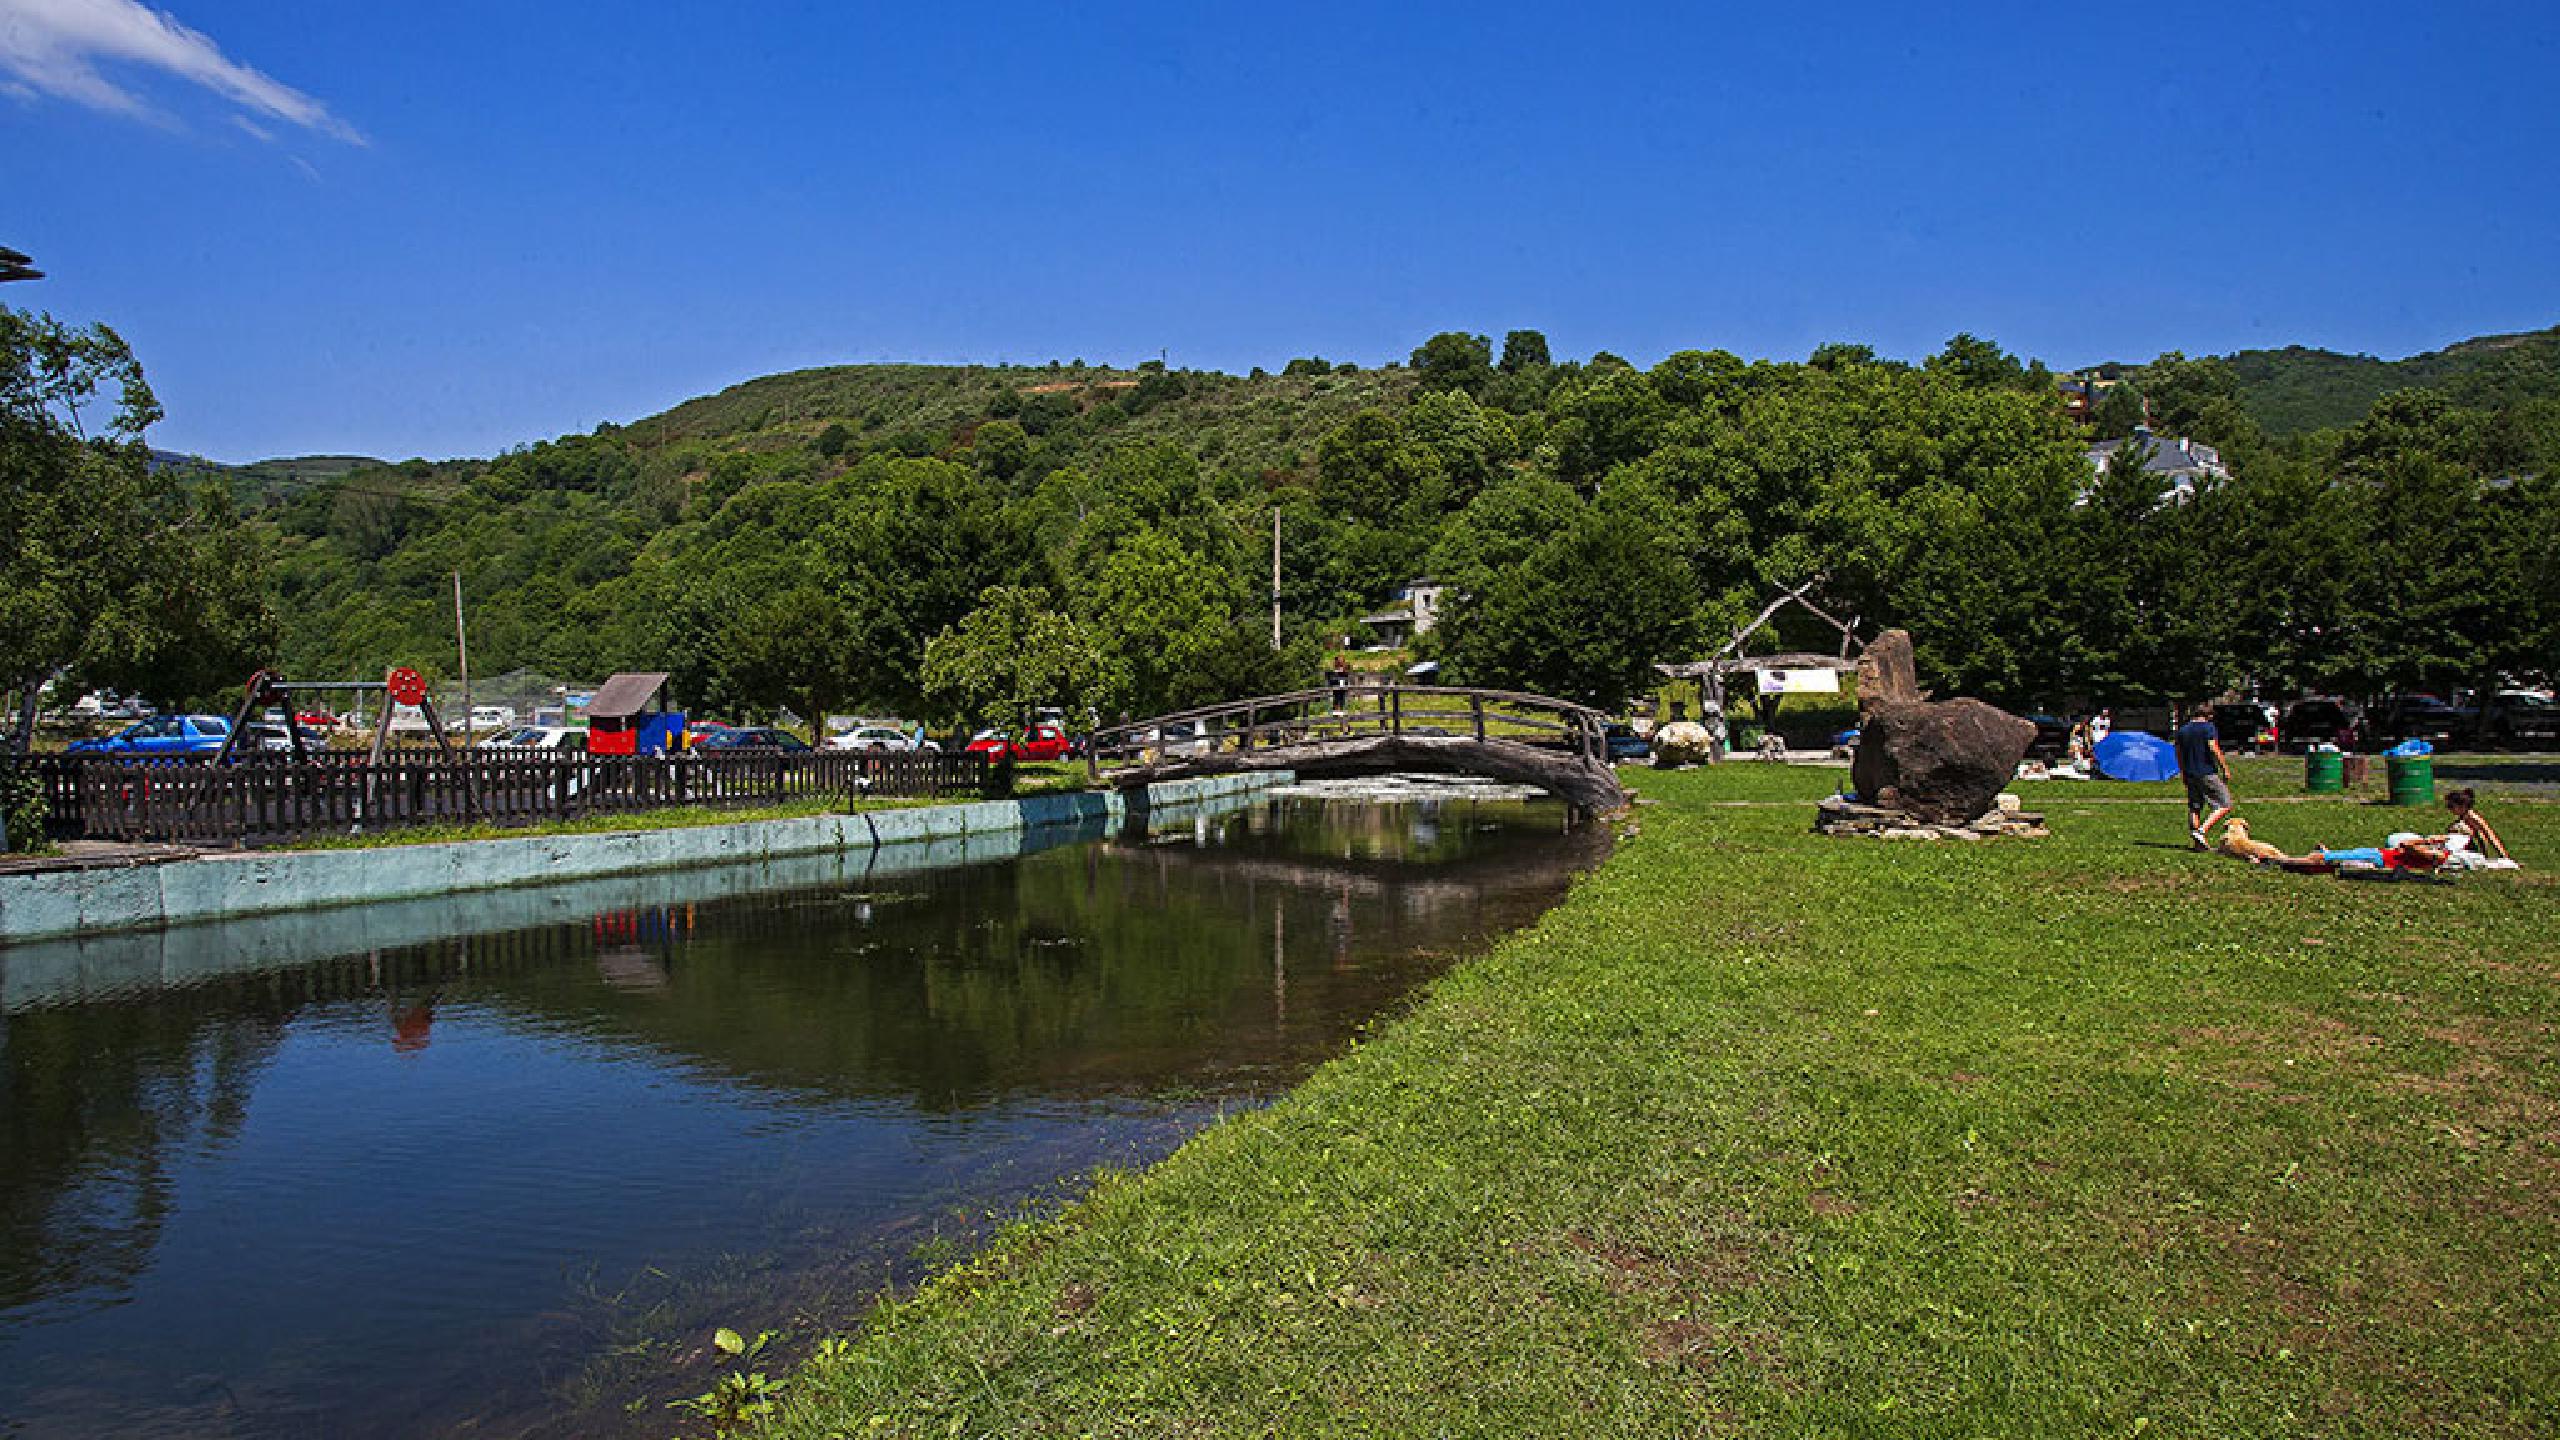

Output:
xmin=964 ymin=724 xmax=1074 ymax=763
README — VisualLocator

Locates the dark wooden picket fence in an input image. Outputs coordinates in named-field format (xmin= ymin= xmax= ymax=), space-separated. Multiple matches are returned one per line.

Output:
xmin=7 ymin=748 xmax=1002 ymax=848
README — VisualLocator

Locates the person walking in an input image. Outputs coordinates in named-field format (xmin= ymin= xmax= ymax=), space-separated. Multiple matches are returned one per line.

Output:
xmin=2175 ymin=701 xmax=2235 ymax=850
xmin=1327 ymin=656 xmax=1351 ymax=715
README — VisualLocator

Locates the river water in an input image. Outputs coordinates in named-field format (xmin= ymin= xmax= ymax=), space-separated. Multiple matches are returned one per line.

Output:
xmin=0 ymin=784 xmax=1604 ymax=1437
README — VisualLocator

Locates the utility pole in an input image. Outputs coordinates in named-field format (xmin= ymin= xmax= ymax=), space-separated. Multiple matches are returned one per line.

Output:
xmin=1270 ymin=507 xmax=1282 ymax=650
xmin=452 ymin=571 xmax=472 ymax=739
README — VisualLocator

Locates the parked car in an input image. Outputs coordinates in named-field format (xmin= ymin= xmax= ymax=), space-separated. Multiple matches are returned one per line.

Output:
xmin=2277 ymin=698 xmax=2360 ymax=753
xmin=67 ymin=714 xmax=233 ymax=757
xmin=468 ymin=704 xmax=519 ymax=732
xmin=1140 ymin=720 xmax=1213 ymax=757
xmin=2373 ymin=693 xmax=2475 ymax=746
xmin=240 ymin=721 xmax=303 ymax=754
xmin=2025 ymin=714 xmax=2073 ymax=760
xmin=480 ymin=725 xmax=588 ymax=752
xmin=967 ymin=724 xmax=1075 ymax=763
xmin=1602 ymin=722 xmax=1651 ymax=764
xmin=2210 ymin=703 xmax=2279 ymax=754
xmin=692 ymin=726 xmax=808 ymax=752
xmin=2478 ymin=691 xmax=2560 ymax=750
xmin=828 ymin=723 xmax=938 ymax=753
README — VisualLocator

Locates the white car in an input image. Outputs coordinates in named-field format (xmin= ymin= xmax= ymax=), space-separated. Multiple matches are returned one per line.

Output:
xmin=828 ymin=723 xmax=938 ymax=753
xmin=479 ymin=725 xmax=587 ymax=752
xmin=469 ymin=704 xmax=518 ymax=731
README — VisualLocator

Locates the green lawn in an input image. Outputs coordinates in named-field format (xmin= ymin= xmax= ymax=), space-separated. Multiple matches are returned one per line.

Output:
xmin=753 ymin=763 xmax=2556 ymax=1438
xmin=272 ymin=795 xmax=940 ymax=850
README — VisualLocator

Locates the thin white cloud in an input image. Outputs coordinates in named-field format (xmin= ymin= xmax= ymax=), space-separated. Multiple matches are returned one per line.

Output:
xmin=0 ymin=0 xmax=362 ymax=143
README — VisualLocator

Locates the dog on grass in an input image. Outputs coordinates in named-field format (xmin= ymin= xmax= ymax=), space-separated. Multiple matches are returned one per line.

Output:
xmin=2219 ymin=816 xmax=2289 ymax=864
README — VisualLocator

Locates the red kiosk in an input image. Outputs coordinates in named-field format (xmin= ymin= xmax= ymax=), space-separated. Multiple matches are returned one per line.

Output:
xmin=584 ymin=672 xmax=686 ymax=756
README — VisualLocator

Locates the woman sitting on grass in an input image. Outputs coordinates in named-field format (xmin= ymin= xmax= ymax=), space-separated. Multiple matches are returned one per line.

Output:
xmin=2437 ymin=788 xmax=2512 ymax=863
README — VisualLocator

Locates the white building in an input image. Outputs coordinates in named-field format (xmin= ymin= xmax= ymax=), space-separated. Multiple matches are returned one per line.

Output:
xmin=1359 ymin=579 xmax=1446 ymax=648
xmin=2083 ymin=426 xmax=2231 ymax=504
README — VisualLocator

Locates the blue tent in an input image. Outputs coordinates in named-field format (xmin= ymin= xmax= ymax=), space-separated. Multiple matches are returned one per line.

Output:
xmin=2096 ymin=730 xmax=2180 ymax=782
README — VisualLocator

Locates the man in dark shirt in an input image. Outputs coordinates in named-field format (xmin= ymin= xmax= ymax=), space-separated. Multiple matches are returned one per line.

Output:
xmin=2176 ymin=702 xmax=2235 ymax=850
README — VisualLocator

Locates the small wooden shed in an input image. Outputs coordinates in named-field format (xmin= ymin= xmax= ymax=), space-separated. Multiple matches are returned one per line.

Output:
xmin=585 ymin=671 xmax=682 ymax=756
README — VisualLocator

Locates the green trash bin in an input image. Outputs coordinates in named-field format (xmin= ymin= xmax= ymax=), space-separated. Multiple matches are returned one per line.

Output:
xmin=2385 ymin=753 xmax=2435 ymax=806
xmin=2305 ymin=750 xmax=2344 ymax=793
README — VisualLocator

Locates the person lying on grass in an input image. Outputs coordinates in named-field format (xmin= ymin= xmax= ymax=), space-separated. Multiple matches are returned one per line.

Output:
xmin=2261 ymin=838 xmax=2451 ymax=875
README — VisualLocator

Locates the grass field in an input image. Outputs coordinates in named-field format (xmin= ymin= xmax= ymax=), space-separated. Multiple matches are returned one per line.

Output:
xmin=271 ymin=795 xmax=939 ymax=850
xmin=744 ymin=762 xmax=2555 ymax=1438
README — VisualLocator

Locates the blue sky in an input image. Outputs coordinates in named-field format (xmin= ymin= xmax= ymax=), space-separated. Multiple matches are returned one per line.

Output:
xmin=6 ymin=1 xmax=2557 ymax=462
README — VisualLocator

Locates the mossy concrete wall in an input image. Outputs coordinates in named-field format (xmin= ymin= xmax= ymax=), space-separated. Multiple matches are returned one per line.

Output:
xmin=0 ymin=774 xmax=1283 ymax=950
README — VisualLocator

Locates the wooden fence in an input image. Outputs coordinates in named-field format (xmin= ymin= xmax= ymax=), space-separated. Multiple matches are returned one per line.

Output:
xmin=8 ymin=748 xmax=1002 ymax=848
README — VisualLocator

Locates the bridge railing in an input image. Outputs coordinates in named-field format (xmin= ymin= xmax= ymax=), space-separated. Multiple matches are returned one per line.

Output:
xmin=1086 ymin=682 xmax=1611 ymax=777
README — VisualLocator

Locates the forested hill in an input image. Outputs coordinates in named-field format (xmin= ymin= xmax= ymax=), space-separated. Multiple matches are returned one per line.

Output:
xmin=222 ymin=330 xmax=2556 ymax=730
xmin=2214 ymin=324 xmax=2560 ymax=436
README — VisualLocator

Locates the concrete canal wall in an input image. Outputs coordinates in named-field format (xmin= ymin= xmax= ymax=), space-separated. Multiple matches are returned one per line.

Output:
xmin=0 ymin=774 xmax=1286 ymax=948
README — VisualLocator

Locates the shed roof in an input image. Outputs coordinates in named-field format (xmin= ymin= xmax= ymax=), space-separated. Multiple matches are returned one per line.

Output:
xmin=587 ymin=671 xmax=671 ymax=720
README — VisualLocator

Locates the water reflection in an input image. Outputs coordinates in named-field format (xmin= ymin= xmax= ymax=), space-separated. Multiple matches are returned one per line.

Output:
xmin=0 ymin=789 xmax=1603 ymax=1437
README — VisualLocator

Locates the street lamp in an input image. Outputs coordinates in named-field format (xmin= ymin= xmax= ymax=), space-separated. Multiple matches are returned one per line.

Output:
xmin=0 ymin=247 xmax=43 ymax=283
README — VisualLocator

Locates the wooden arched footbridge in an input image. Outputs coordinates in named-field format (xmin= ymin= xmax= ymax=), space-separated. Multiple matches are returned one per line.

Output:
xmin=1087 ymin=682 xmax=1628 ymax=813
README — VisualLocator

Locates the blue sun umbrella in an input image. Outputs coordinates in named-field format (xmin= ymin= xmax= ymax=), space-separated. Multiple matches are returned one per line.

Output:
xmin=2095 ymin=730 xmax=2180 ymax=782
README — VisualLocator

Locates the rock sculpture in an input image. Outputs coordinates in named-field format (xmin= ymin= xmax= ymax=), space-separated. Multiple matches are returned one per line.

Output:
xmin=1844 ymin=630 xmax=2037 ymax=827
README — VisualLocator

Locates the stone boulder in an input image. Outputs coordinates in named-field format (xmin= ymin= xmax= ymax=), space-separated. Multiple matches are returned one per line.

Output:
xmin=1855 ymin=628 xmax=1924 ymax=710
xmin=1650 ymin=719 xmax=1714 ymax=767
xmin=1848 ymin=630 xmax=2036 ymax=825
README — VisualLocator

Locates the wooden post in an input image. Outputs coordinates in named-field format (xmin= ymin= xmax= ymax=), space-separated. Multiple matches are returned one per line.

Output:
xmin=1472 ymin=694 xmax=1485 ymax=741
xmin=452 ymin=571 xmax=472 ymax=744
xmin=418 ymin=697 xmax=480 ymax=821
xmin=1704 ymin=666 xmax=1727 ymax=764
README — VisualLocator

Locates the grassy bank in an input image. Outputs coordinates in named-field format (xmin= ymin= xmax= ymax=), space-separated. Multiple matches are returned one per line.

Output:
xmin=759 ymin=764 xmax=2556 ymax=1438
xmin=273 ymin=795 xmax=942 ymax=851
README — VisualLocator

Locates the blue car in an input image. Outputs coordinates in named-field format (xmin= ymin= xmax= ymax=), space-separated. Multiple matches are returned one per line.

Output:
xmin=1603 ymin=723 xmax=1651 ymax=763
xmin=67 ymin=714 xmax=232 ymax=757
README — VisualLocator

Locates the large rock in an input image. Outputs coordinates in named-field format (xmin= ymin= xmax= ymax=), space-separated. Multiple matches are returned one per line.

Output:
xmin=1856 ymin=628 xmax=1924 ymax=709
xmin=1848 ymin=630 xmax=2036 ymax=825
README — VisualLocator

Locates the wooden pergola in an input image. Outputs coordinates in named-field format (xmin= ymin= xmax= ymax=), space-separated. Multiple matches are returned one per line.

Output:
xmin=1654 ymin=581 xmax=1864 ymax=761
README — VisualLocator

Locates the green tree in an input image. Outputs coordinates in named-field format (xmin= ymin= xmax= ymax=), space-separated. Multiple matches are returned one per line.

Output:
xmin=1409 ymin=332 xmax=1494 ymax=395
xmin=818 ymin=456 xmax=1036 ymax=716
xmin=971 ymin=419 xmax=1033 ymax=488
xmin=1 ymin=307 xmax=277 ymax=739
xmin=715 ymin=586 xmax=863 ymax=741
xmin=1807 ymin=341 xmax=1877 ymax=371
xmin=1498 ymin=330 xmax=1551 ymax=373
xmin=1436 ymin=503 xmax=1701 ymax=710
xmin=1077 ymin=528 xmax=1259 ymax=718
xmin=78 ymin=483 xmax=280 ymax=711
xmin=921 ymin=585 xmax=1111 ymax=728
xmin=1924 ymin=333 xmax=2029 ymax=390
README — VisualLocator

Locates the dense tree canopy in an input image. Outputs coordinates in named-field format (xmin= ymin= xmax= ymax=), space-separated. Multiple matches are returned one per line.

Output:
xmin=55 ymin=320 xmax=2549 ymax=741
xmin=3 ymin=306 xmax=277 ymax=741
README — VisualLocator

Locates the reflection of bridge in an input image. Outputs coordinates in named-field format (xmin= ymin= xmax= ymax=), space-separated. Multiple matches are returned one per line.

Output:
xmin=1089 ymin=684 xmax=1628 ymax=813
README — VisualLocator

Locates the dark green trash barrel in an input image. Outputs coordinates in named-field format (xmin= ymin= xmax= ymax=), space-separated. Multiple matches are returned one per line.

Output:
xmin=2385 ymin=754 xmax=2435 ymax=806
xmin=2305 ymin=750 xmax=2344 ymax=793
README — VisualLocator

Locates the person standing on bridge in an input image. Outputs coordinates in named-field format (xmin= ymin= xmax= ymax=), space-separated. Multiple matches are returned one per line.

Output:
xmin=1328 ymin=656 xmax=1351 ymax=715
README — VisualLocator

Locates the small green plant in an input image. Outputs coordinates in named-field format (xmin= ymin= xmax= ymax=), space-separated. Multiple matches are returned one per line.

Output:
xmin=669 ymin=1327 xmax=785 ymax=1435
xmin=0 ymin=763 xmax=50 ymax=854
